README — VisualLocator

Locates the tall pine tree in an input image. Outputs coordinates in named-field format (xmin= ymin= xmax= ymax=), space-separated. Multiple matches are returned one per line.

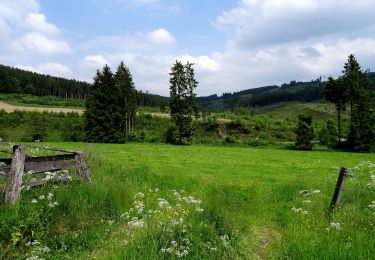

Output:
xmin=115 ymin=61 xmax=137 ymax=137
xmin=169 ymin=61 xmax=198 ymax=144
xmin=343 ymin=54 xmax=375 ymax=151
xmin=324 ymin=76 xmax=347 ymax=142
xmin=85 ymin=62 xmax=138 ymax=143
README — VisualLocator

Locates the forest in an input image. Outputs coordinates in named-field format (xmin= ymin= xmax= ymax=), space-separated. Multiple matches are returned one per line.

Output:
xmin=0 ymin=64 xmax=168 ymax=108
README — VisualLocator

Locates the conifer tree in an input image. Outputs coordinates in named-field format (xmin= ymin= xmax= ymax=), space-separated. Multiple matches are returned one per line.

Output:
xmin=115 ymin=61 xmax=137 ymax=136
xmin=85 ymin=65 xmax=116 ymax=142
xmin=294 ymin=114 xmax=314 ymax=150
xmin=169 ymin=60 xmax=198 ymax=144
xmin=324 ymin=76 xmax=347 ymax=142
xmin=342 ymin=54 xmax=375 ymax=151
xmin=85 ymin=62 xmax=138 ymax=143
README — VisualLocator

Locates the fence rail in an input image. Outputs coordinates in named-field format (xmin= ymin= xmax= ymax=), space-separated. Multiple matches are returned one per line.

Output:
xmin=0 ymin=143 xmax=91 ymax=204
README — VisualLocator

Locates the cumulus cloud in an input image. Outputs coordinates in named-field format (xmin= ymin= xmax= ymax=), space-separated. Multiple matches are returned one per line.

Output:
xmin=24 ymin=13 xmax=60 ymax=36
xmin=16 ymin=62 xmax=72 ymax=78
xmin=0 ymin=0 xmax=70 ymax=61
xmin=147 ymin=28 xmax=176 ymax=46
xmin=78 ymin=28 xmax=175 ymax=54
xmin=13 ymin=32 xmax=71 ymax=55
xmin=216 ymin=0 xmax=375 ymax=49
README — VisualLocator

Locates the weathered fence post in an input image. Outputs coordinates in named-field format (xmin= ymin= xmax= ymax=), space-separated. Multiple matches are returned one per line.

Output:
xmin=5 ymin=145 xmax=26 ymax=204
xmin=330 ymin=167 xmax=351 ymax=211
xmin=75 ymin=152 xmax=91 ymax=182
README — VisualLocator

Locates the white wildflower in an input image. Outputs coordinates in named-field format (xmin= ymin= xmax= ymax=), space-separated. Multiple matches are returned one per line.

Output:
xmin=302 ymin=200 xmax=311 ymax=203
xmin=31 ymin=199 xmax=38 ymax=204
xmin=195 ymin=207 xmax=204 ymax=212
xmin=158 ymin=198 xmax=170 ymax=208
xmin=47 ymin=193 xmax=53 ymax=200
xmin=39 ymin=195 xmax=45 ymax=200
xmin=329 ymin=222 xmax=342 ymax=230
xmin=220 ymin=234 xmax=230 ymax=246
xmin=128 ymin=219 xmax=145 ymax=228
xmin=312 ymin=190 xmax=320 ymax=194
xmin=108 ymin=220 xmax=114 ymax=225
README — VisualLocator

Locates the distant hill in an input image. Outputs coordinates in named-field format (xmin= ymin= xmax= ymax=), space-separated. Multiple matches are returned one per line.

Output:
xmin=198 ymin=73 xmax=375 ymax=112
xmin=0 ymin=64 xmax=168 ymax=108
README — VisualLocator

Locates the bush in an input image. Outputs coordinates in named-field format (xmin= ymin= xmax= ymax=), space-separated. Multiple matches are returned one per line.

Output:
xmin=318 ymin=120 xmax=337 ymax=147
xmin=165 ymin=126 xmax=178 ymax=144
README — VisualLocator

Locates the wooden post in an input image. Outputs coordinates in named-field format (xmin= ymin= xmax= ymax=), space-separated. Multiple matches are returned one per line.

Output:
xmin=5 ymin=145 xmax=26 ymax=204
xmin=330 ymin=167 xmax=351 ymax=211
xmin=75 ymin=152 xmax=91 ymax=182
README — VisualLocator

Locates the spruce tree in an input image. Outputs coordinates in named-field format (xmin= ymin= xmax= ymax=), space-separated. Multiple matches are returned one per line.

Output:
xmin=343 ymin=54 xmax=375 ymax=151
xmin=169 ymin=60 xmax=198 ymax=144
xmin=85 ymin=62 xmax=138 ymax=143
xmin=294 ymin=114 xmax=314 ymax=150
xmin=85 ymin=65 xmax=116 ymax=142
xmin=324 ymin=77 xmax=347 ymax=142
xmin=115 ymin=61 xmax=137 ymax=138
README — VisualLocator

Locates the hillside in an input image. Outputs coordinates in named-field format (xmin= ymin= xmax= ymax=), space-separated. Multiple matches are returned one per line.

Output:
xmin=0 ymin=64 xmax=168 ymax=108
xmin=198 ymin=73 xmax=375 ymax=112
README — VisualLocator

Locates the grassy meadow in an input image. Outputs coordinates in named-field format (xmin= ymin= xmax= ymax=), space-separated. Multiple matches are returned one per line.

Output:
xmin=1 ymin=143 xmax=374 ymax=259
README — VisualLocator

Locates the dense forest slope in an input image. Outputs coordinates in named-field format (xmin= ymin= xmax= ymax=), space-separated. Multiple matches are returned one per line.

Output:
xmin=198 ymin=73 xmax=375 ymax=111
xmin=0 ymin=64 xmax=168 ymax=108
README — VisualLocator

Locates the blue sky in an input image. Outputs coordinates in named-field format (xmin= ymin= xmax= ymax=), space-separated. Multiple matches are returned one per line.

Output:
xmin=1 ymin=0 xmax=375 ymax=96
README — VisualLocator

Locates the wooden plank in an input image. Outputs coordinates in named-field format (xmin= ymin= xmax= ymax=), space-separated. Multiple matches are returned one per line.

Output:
xmin=25 ymin=173 xmax=72 ymax=187
xmin=25 ymin=154 xmax=76 ymax=163
xmin=5 ymin=145 xmax=26 ymax=204
xmin=75 ymin=152 xmax=91 ymax=182
xmin=27 ymin=145 xmax=78 ymax=154
xmin=24 ymin=160 xmax=76 ymax=174
xmin=330 ymin=167 xmax=351 ymax=211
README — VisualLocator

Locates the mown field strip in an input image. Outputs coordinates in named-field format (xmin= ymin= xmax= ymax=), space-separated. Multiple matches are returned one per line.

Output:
xmin=0 ymin=101 xmax=84 ymax=114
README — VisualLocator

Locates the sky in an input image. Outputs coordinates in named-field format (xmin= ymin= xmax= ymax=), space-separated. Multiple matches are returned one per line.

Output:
xmin=1 ymin=0 xmax=375 ymax=96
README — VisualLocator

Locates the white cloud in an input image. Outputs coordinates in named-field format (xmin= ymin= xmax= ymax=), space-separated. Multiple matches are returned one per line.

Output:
xmin=0 ymin=0 xmax=70 ymax=61
xmin=78 ymin=28 xmax=176 ymax=54
xmin=16 ymin=62 xmax=72 ymax=78
xmin=147 ymin=28 xmax=175 ymax=46
xmin=25 ymin=13 xmax=60 ymax=36
xmin=13 ymin=32 xmax=71 ymax=55
xmin=216 ymin=0 xmax=375 ymax=49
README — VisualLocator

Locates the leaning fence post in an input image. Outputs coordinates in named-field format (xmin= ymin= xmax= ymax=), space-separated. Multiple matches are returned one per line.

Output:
xmin=75 ymin=152 xmax=91 ymax=182
xmin=5 ymin=145 xmax=26 ymax=204
xmin=330 ymin=167 xmax=351 ymax=211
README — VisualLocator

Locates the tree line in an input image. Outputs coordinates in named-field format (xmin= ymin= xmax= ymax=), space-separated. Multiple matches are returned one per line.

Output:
xmin=0 ymin=64 xmax=168 ymax=108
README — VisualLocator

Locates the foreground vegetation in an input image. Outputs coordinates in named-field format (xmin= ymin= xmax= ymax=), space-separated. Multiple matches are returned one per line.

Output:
xmin=0 ymin=101 xmax=348 ymax=147
xmin=0 ymin=143 xmax=374 ymax=259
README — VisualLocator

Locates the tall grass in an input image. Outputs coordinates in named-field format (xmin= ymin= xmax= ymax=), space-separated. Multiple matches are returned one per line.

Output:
xmin=0 ymin=143 xmax=374 ymax=259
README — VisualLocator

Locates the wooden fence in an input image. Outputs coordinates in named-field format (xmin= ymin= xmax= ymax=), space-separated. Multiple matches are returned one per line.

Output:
xmin=0 ymin=144 xmax=91 ymax=204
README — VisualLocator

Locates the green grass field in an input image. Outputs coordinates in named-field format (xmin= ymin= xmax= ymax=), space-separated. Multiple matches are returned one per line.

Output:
xmin=1 ymin=143 xmax=374 ymax=259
